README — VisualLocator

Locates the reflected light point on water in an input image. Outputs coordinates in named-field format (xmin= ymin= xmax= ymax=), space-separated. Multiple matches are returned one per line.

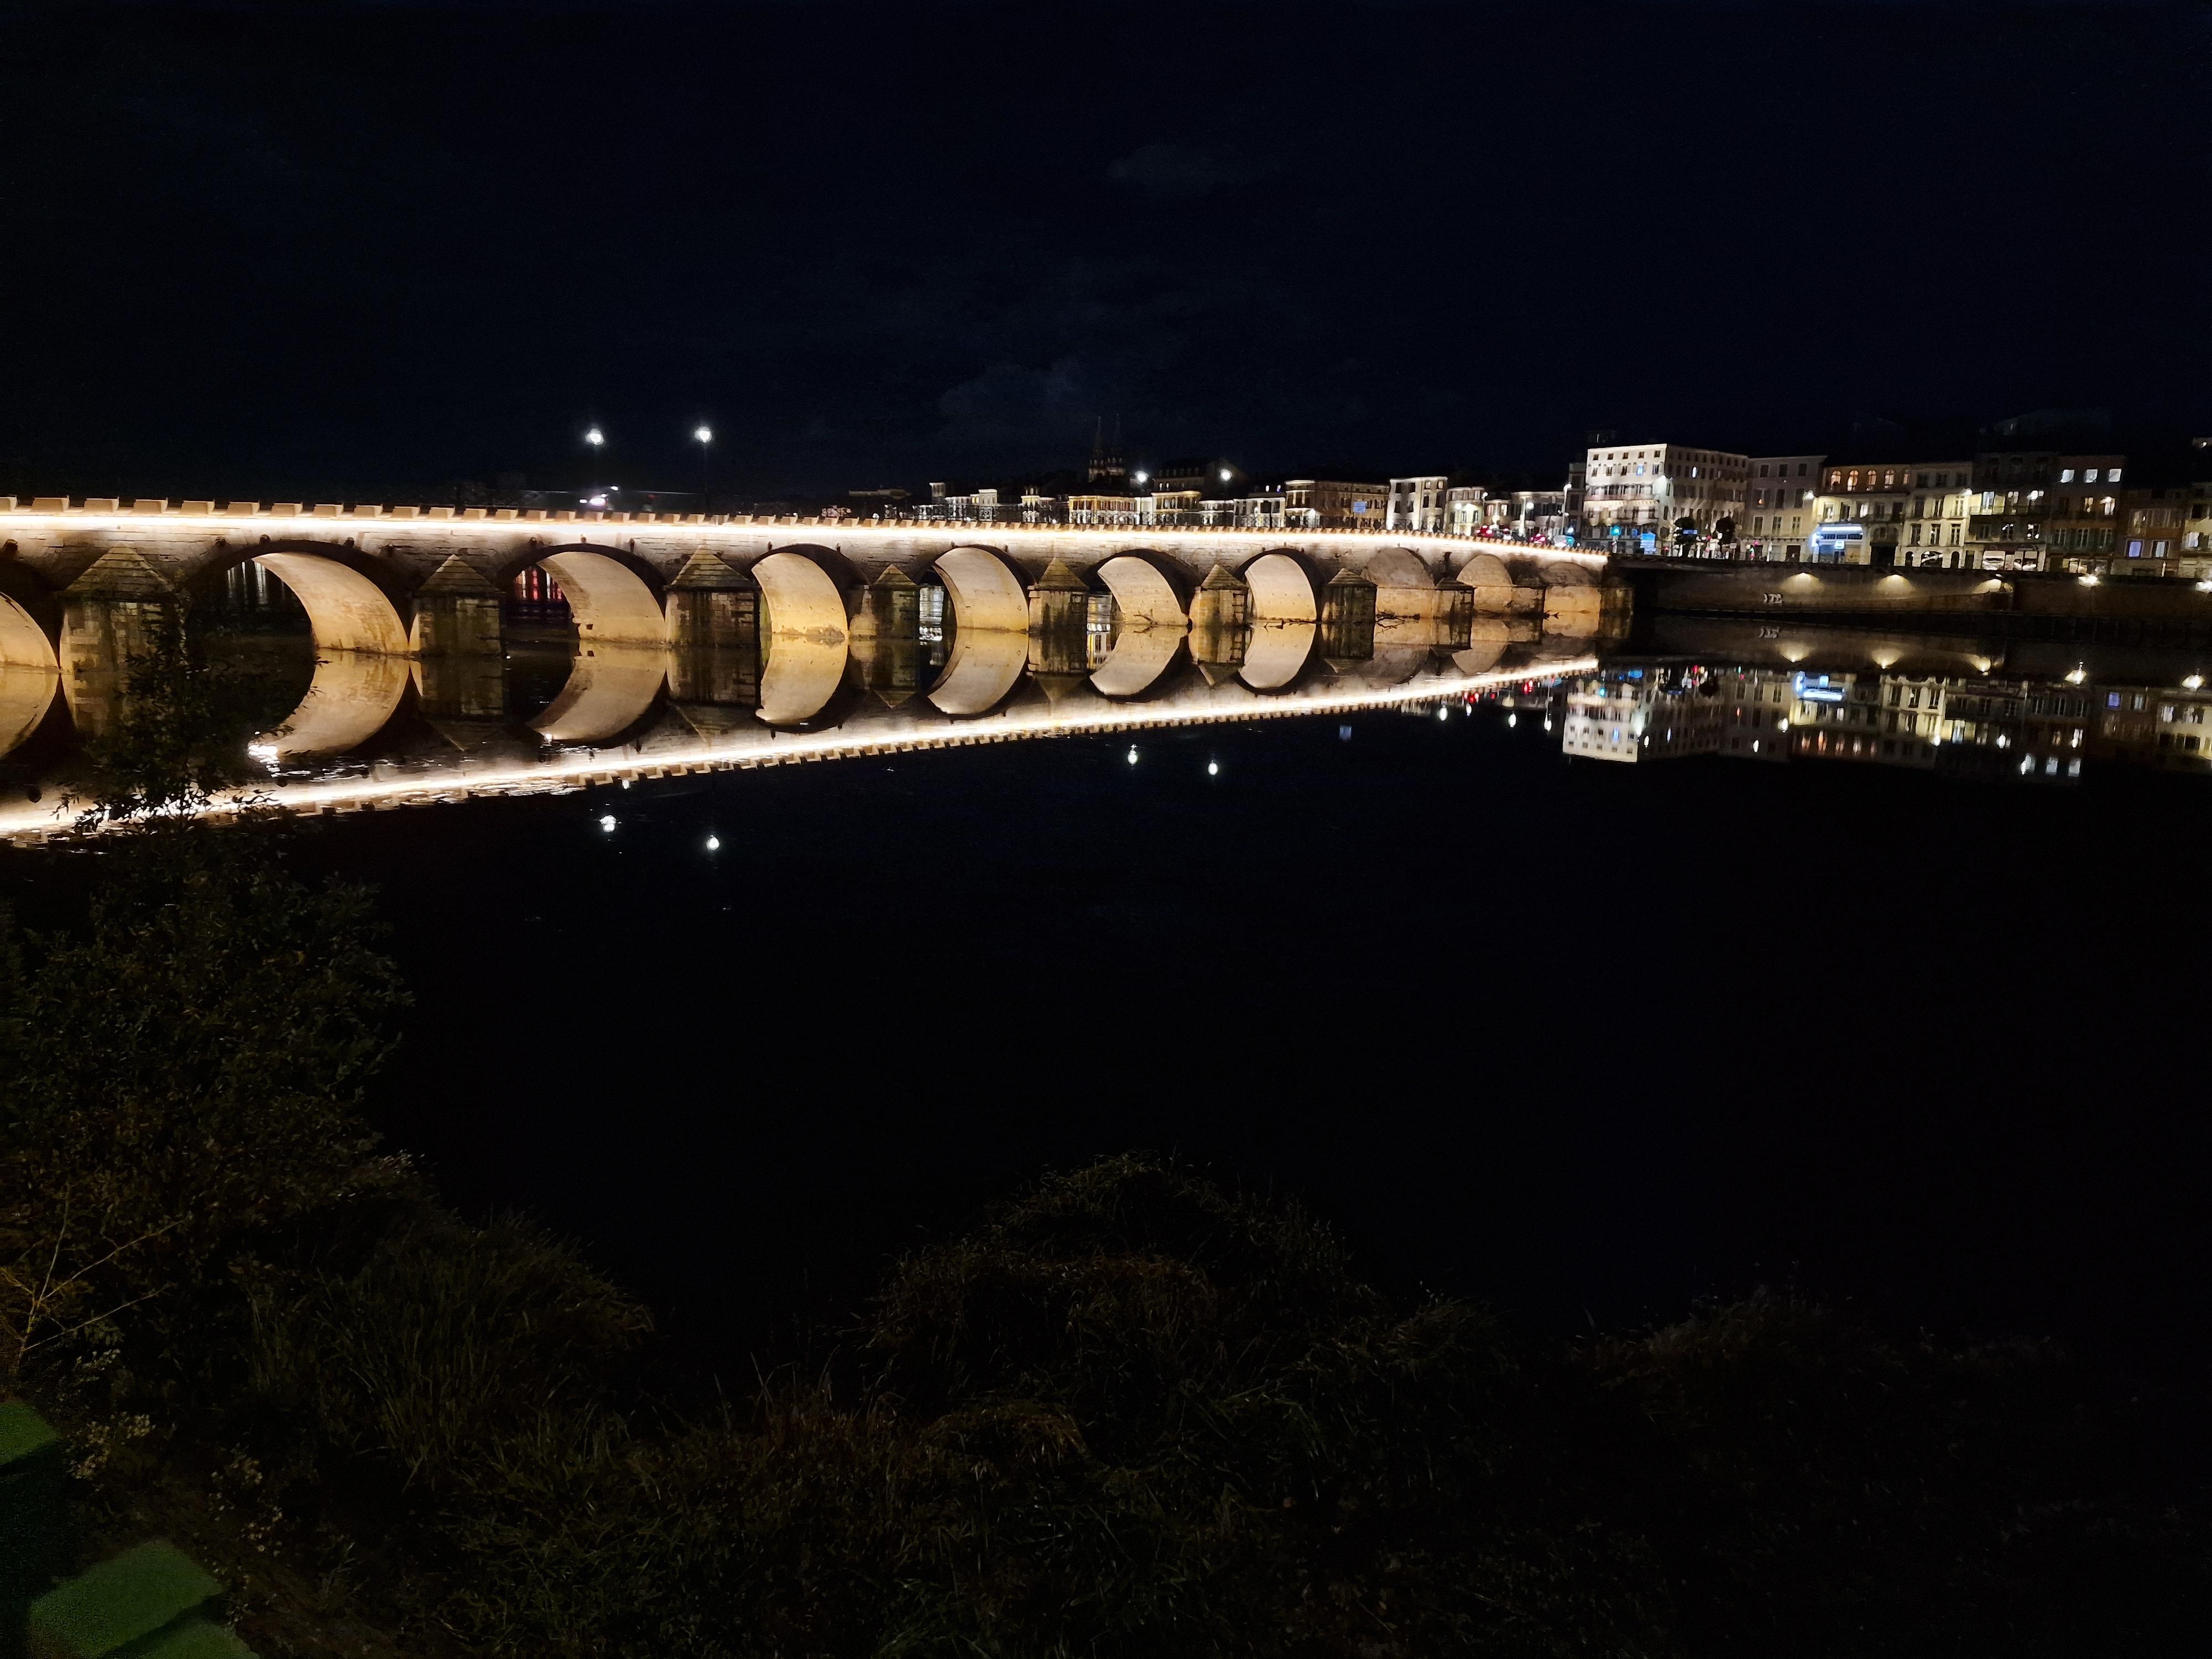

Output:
xmin=1126 ymin=746 xmax=1139 ymax=765
xmin=1207 ymin=760 xmax=1219 ymax=776
xmin=705 ymin=834 xmax=721 ymax=852
xmin=598 ymin=814 xmax=617 ymax=832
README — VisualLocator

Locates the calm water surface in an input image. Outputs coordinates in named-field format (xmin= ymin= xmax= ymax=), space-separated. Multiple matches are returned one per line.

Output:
xmin=7 ymin=612 xmax=2208 ymax=1390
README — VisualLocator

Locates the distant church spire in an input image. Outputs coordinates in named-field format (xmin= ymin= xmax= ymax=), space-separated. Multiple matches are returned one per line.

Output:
xmin=1087 ymin=414 xmax=1128 ymax=485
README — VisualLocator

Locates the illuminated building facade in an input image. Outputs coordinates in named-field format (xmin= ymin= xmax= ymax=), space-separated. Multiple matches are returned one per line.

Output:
xmin=1965 ymin=450 xmax=2124 ymax=572
xmin=2114 ymin=484 xmax=2191 ymax=576
xmin=1811 ymin=462 xmax=1912 ymax=565
xmin=1444 ymin=484 xmax=1499 ymax=534
xmin=1579 ymin=442 xmax=1748 ymax=552
xmin=1740 ymin=455 xmax=1823 ymax=560
xmin=1283 ymin=479 xmax=1389 ymax=529
xmin=2179 ymin=477 xmax=2212 ymax=580
xmin=1898 ymin=466 xmax=1975 ymax=566
xmin=1387 ymin=475 xmax=1449 ymax=532
xmin=1506 ymin=489 xmax=1568 ymax=541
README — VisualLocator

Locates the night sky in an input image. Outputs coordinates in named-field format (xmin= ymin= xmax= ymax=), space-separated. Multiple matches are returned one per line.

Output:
xmin=4 ymin=1 xmax=2206 ymax=499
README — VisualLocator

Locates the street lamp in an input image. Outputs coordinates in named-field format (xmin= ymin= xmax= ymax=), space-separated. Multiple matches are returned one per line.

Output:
xmin=693 ymin=425 xmax=713 ymax=505
xmin=585 ymin=426 xmax=604 ymax=450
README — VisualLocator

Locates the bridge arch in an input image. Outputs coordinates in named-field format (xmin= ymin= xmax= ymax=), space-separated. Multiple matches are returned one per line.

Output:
xmin=503 ymin=545 xmax=667 ymax=646
xmin=187 ymin=544 xmax=414 ymax=658
xmin=749 ymin=549 xmax=848 ymax=640
xmin=1092 ymin=553 xmax=1187 ymax=627
xmin=932 ymin=546 xmax=1030 ymax=634
xmin=1238 ymin=551 xmax=1318 ymax=623
xmin=1359 ymin=546 xmax=1438 ymax=615
xmin=0 ymin=594 xmax=60 ymax=760
xmin=749 ymin=550 xmax=849 ymax=726
xmin=1229 ymin=552 xmax=1319 ymax=691
xmin=182 ymin=548 xmax=414 ymax=759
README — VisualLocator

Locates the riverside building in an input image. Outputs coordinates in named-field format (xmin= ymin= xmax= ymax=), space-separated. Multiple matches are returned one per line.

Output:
xmin=1579 ymin=442 xmax=1749 ymax=552
xmin=1741 ymin=455 xmax=1823 ymax=560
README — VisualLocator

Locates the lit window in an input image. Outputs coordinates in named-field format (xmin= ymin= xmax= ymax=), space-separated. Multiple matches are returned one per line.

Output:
xmin=2111 ymin=469 xmax=2124 ymax=484
xmin=2060 ymin=468 xmax=2075 ymax=482
xmin=2085 ymin=468 xmax=2100 ymax=483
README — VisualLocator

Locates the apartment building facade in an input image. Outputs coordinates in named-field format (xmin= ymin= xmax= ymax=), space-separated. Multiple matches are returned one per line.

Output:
xmin=1966 ymin=451 xmax=2125 ymax=571
xmin=1579 ymin=441 xmax=1749 ymax=551
xmin=1740 ymin=454 xmax=1823 ymax=560
xmin=1387 ymin=475 xmax=1449 ymax=533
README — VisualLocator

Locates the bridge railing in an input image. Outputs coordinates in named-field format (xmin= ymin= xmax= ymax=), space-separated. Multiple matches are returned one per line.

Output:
xmin=0 ymin=495 xmax=1587 ymax=555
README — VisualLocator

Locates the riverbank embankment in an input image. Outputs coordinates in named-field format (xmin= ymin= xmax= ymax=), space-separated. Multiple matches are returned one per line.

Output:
xmin=1615 ymin=556 xmax=2212 ymax=645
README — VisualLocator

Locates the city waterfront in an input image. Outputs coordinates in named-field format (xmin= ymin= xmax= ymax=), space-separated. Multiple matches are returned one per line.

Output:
xmin=8 ymin=0 xmax=2209 ymax=1645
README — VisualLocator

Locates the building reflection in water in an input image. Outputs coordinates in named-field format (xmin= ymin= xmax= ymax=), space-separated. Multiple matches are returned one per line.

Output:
xmin=1547 ymin=615 xmax=2212 ymax=785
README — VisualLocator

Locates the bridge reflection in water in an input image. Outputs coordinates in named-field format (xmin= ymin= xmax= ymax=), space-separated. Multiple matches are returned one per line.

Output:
xmin=0 ymin=570 xmax=1601 ymax=841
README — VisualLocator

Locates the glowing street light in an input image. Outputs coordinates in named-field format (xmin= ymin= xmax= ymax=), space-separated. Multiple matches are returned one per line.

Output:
xmin=1132 ymin=470 xmax=1149 ymax=485
xmin=693 ymin=424 xmax=714 ymax=502
xmin=585 ymin=426 xmax=604 ymax=449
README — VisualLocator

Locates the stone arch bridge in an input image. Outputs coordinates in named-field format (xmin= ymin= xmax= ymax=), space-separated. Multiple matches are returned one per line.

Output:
xmin=0 ymin=498 xmax=1619 ymax=762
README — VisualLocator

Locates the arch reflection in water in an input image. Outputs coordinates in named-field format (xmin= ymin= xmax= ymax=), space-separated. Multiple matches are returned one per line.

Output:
xmin=0 ymin=594 xmax=60 ymax=759
xmin=757 ymin=633 xmax=848 ymax=725
xmin=532 ymin=645 xmax=670 ymax=745
xmin=1090 ymin=623 xmax=1187 ymax=698
xmin=1239 ymin=620 xmax=1316 ymax=690
xmin=751 ymin=550 xmax=851 ymax=726
xmin=929 ymin=624 xmax=1030 ymax=716
xmin=253 ymin=650 xmax=413 ymax=760
xmin=925 ymin=547 xmax=1030 ymax=715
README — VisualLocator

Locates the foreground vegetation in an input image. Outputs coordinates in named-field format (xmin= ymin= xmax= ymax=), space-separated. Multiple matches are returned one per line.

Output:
xmin=3 ymin=620 xmax=2206 ymax=1653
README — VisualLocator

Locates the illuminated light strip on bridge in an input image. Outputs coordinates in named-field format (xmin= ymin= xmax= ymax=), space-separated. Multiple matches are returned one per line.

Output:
xmin=0 ymin=659 xmax=1597 ymax=844
xmin=0 ymin=506 xmax=1611 ymax=567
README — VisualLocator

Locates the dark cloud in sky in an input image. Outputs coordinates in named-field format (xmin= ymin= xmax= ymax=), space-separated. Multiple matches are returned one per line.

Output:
xmin=2 ymin=1 xmax=2205 ymax=499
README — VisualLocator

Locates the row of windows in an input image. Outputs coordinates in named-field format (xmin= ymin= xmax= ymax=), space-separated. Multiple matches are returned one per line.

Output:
xmin=1827 ymin=467 xmax=1967 ymax=491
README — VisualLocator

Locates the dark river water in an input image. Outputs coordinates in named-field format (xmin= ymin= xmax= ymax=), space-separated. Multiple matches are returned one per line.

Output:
xmin=8 ymin=614 xmax=2210 ymax=1391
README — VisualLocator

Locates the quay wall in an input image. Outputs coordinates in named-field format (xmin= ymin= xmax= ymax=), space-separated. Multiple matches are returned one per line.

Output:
xmin=1618 ymin=557 xmax=2212 ymax=640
